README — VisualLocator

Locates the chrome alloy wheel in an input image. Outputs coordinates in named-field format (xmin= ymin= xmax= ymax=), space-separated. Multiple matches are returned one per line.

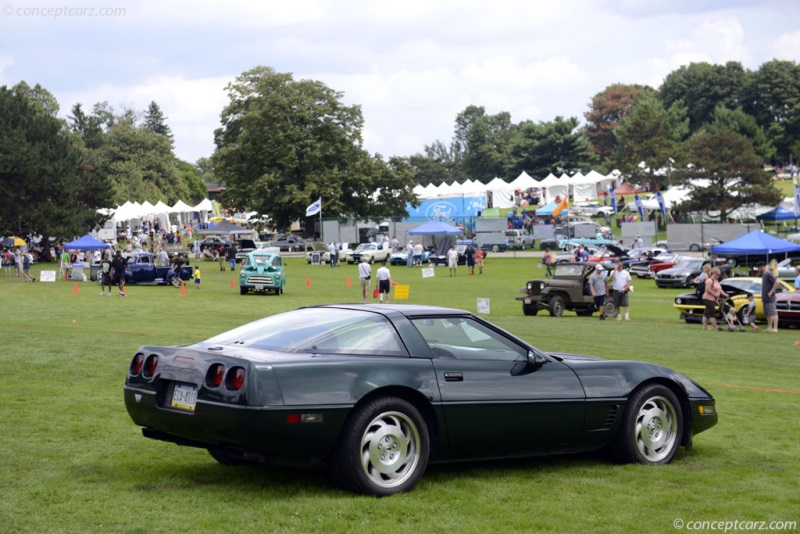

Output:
xmin=634 ymin=395 xmax=678 ymax=462
xmin=360 ymin=411 xmax=421 ymax=490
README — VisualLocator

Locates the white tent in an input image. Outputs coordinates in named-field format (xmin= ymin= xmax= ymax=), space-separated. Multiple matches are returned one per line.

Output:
xmin=571 ymin=172 xmax=599 ymax=201
xmin=509 ymin=171 xmax=539 ymax=191
xmin=421 ymin=183 xmax=439 ymax=198
xmin=193 ymin=198 xmax=214 ymax=212
xmin=153 ymin=200 xmax=171 ymax=214
xmin=485 ymin=177 xmax=514 ymax=208
xmin=170 ymin=199 xmax=193 ymax=213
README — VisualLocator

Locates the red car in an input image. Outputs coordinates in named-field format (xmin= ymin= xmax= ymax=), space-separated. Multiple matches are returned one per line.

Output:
xmin=629 ymin=253 xmax=687 ymax=279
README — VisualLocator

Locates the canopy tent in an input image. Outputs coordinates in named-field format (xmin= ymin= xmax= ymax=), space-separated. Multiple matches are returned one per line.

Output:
xmin=407 ymin=220 xmax=463 ymax=235
xmin=571 ymin=171 xmax=603 ymax=201
xmin=193 ymin=198 xmax=214 ymax=212
xmin=485 ymin=177 xmax=515 ymax=208
xmin=63 ymin=234 xmax=112 ymax=250
xmin=756 ymin=206 xmax=797 ymax=221
xmin=711 ymin=230 xmax=800 ymax=256
xmin=170 ymin=200 xmax=194 ymax=213
xmin=509 ymin=171 xmax=539 ymax=191
xmin=534 ymin=201 xmax=570 ymax=217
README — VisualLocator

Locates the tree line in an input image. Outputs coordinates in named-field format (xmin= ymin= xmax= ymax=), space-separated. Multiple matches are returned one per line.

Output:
xmin=1 ymin=59 xmax=796 ymax=243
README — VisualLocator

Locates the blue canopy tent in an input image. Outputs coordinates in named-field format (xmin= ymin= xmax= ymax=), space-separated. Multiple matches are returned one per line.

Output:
xmin=534 ymin=201 xmax=569 ymax=217
xmin=756 ymin=206 xmax=796 ymax=221
xmin=63 ymin=235 xmax=112 ymax=250
xmin=711 ymin=230 xmax=800 ymax=266
xmin=407 ymin=221 xmax=463 ymax=235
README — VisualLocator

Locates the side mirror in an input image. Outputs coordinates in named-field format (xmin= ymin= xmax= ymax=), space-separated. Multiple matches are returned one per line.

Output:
xmin=527 ymin=350 xmax=546 ymax=370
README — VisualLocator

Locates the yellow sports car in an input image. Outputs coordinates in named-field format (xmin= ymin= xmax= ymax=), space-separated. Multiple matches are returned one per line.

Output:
xmin=673 ymin=277 xmax=794 ymax=323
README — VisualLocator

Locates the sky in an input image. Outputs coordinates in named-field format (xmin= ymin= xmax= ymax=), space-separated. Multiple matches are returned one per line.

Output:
xmin=1 ymin=0 xmax=799 ymax=167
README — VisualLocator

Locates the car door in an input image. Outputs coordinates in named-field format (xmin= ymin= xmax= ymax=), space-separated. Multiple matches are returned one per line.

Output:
xmin=127 ymin=254 xmax=155 ymax=282
xmin=410 ymin=316 xmax=586 ymax=457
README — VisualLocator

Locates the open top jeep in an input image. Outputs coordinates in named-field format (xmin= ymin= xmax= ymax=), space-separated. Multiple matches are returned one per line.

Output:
xmin=516 ymin=262 xmax=606 ymax=317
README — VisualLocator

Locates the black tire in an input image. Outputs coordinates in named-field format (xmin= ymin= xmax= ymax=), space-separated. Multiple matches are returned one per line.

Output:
xmin=208 ymin=447 xmax=254 ymax=466
xmin=612 ymin=384 xmax=683 ymax=465
xmin=522 ymin=304 xmax=538 ymax=316
xmin=491 ymin=245 xmax=500 ymax=253
xmin=328 ymin=397 xmax=429 ymax=496
xmin=548 ymin=295 xmax=564 ymax=317
xmin=278 ymin=286 xmax=284 ymax=295
xmin=369 ymin=257 xmax=375 ymax=264
xmin=239 ymin=287 xmax=247 ymax=295
xmin=689 ymin=244 xmax=700 ymax=252
xmin=604 ymin=302 xmax=617 ymax=318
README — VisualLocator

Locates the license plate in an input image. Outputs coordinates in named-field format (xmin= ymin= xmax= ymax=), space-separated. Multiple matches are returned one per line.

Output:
xmin=170 ymin=383 xmax=198 ymax=412
xmin=524 ymin=298 xmax=531 ymax=304
xmin=255 ymin=285 xmax=264 ymax=290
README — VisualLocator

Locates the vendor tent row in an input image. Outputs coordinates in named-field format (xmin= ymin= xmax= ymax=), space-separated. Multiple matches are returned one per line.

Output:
xmin=412 ymin=170 xmax=623 ymax=208
xmin=102 ymin=198 xmax=215 ymax=223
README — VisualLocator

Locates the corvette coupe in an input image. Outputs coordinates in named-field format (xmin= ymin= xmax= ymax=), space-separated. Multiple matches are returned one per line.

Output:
xmin=124 ymin=304 xmax=718 ymax=496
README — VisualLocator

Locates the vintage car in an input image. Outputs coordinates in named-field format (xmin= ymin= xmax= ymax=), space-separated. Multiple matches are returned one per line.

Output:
xmin=306 ymin=243 xmax=355 ymax=264
xmin=389 ymin=248 xmax=431 ymax=266
xmin=747 ymin=257 xmax=800 ymax=282
xmin=239 ymin=251 xmax=285 ymax=295
xmin=272 ymin=235 xmax=307 ymax=252
xmin=656 ymin=238 xmax=722 ymax=253
xmin=629 ymin=253 xmax=687 ymax=279
xmin=345 ymin=242 xmax=391 ymax=264
xmin=776 ymin=290 xmax=800 ymax=327
xmin=199 ymin=236 xmax=231 ymax=252
xmin=655 ymin=258 xmax=732 ymax=288
xmin=124 ymin=304 xmax=717 ymax=496
xmin=517 ymin=262 xmax=603 ymax=317
xmin=123 ymin=252 xmax=193 ymax=285
xmin=673 ymin=277 xmax=795 ymax=323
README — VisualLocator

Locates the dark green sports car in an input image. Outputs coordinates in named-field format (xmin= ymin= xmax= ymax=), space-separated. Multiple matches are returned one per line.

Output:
xmin=124 ymin=304 xmax=718 ymax=496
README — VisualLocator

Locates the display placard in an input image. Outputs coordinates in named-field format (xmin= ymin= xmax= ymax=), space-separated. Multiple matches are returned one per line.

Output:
xmin=39 ymin=270 xmax=57 ymax=282
xmin=477 ymin=298 xmax=490 ymax=314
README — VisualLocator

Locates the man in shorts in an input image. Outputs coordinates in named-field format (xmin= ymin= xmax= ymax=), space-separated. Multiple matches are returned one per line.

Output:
xmin=358 ymin=256 xmax=371 ymax=304
xmin=610 ymin=260 xmax=631 ymax=320
xmin=100 ymin=251 xmax=113 ymax=295
xmin=589 ymin=264 xmax=608 ymax=320
xmin=376 ymin=260 xmax=391 ymax=303
xmin=111 ymin=250 xmax=128 ymax=296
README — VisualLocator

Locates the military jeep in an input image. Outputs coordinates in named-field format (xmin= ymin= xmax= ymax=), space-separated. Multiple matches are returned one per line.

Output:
xmin=517 ymin=262 xmax=606 ymax=317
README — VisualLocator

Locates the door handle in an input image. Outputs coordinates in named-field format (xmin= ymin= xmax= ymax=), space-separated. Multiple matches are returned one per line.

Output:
xmin=444 ymin=372 xmax=463 ymax=382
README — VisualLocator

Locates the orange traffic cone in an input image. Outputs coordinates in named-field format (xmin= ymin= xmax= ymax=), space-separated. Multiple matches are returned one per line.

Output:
xmin=231 ymin=278 xmax=235 ymax=287
xmin=180 ymin=283 xmax=186 ymax=296
xmin=73 ymin=283 xmax=79 ymax=295
xmin=306 ymin=277 xmax=311 ymax=287
xmin=346 ymin=276 xmax=352 ymax=287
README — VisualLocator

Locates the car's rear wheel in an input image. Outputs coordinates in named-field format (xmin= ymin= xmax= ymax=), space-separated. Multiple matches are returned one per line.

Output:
xmin=689 ymin=244 xmax=700 ymax=252
xmin=329 ymin=397 xmax=429 ymax=496
xmin=613 ymin=384 xmax=683 ymax=465
xmin=491 ymin=245 xmax=500 ymax=253
xmin=548 ymin=295 xmax=564 ymax=317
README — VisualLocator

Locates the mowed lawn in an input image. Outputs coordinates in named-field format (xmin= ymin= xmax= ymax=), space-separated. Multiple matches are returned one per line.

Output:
xmin=1 ymin=256 xmax=798 ymax=533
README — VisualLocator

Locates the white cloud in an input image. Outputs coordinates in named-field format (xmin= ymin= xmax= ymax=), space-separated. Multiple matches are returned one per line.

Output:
xmin=772 ymin=31 xmax=800 ymax=61
xmin=0 ymin=55 xmax=14 ymax=85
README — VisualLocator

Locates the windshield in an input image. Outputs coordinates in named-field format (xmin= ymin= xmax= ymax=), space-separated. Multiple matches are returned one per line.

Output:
xmin=203 ymin=308 xmax=407 ymax=356
xmin=674 ymin=259 xmax=704 ymax=270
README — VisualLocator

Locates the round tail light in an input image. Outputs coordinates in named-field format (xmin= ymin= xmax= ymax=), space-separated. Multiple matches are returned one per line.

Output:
xmin=228 ymin=367 xmax=246 ymax=391
xmin=130 ymin=353 xmax=144 ymax=376
xmin=206 ymin=364 xmax=225 ymax=388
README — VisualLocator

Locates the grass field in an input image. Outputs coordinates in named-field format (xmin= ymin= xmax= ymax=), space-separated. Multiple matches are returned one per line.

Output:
xmin=1 ymin=256 xmax=799 ymax=533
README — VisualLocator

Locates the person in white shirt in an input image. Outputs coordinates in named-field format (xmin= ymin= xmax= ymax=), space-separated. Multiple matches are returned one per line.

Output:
xmin=357 ymin=256 xmax=371 ymax=303
xmin=376 ymin=261 xmax=392 ymax=303
xmin=610 ymin=260 xmax=632 ymax=320
xmin=328 ymin=242 xmax=337 ymax=269
xmin=406 ymin=241 xmax=414 ymax=268
xmin=447 ymin=246 xmax=459 ymax=277
xmin=413 ymin=242 xmax=424 ymax=266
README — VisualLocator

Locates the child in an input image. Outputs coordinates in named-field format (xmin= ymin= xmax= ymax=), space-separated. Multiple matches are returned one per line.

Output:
xmin=194 ymin=265 xmax=201 ymax=289
xmin=741 ymin=293 xmax=758 ymax=332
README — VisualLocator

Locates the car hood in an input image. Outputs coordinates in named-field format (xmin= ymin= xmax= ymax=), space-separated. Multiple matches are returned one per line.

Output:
xmin=548 ymin=352 xmax=603 ymax=362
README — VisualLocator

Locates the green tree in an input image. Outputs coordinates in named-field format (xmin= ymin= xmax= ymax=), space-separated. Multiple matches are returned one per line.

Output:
xmin=195 ymin=157 xmax=216 ymax=184
xmin=673 ymin=126 xmax=780 ymax=220
xmin=584 ymin=84 xmax=654 ymax=163
xmin=454 ymin=105 xmax=518 ymax=183
xmin=741 ymin=59 xmax=800 ymax=163
xmin=143 ymin=101 xmax=174 ymax=142
xmin=711 ymin=105 xmax=775 ymax=162
xmin=176 ymin=159 xmax=207 ymax=203
xmin=68 ymin=103 xmax=105 ymax=150
xmin=0 ymin=85 xmax=113 ymax=247
xmin=659 ymin=61 xmax=748 ymax=133
xmin=506 ymin=116 xmax=593 ymax=178
xmin=213 ymin=66 xmax=417 ymax=229
xmin=612 ymin=94 xmax=688 ymax=191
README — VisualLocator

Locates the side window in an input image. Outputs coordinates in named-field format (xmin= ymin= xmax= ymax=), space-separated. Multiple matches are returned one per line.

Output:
xmin=411 ymin=317 xmax=527 ymax=361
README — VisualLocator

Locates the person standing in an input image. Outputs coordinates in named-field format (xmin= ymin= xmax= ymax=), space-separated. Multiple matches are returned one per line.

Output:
xmin=465 ymin=245 xmax=476 ymax=275
xmin=447 ymin=245 xmax=458 ymax=277
xmin=475 ymin=247 xmax=484 ymax=274
xmin=701 ymin=268 xmax=728 ymax=331
xmin=413 ymin=241 xmax=424 ymax=266
xmin=794 ymin=265 xmax=800 ymax=289
xmin=542 ymin=248 xmax=553 ymax=278
xmin=376 ymin=260 xmax=392 ymax=303
xmin=358 ymin=256 xmax=371 ymax=304
xmin=589 ymin=264 xmax=608 ymax=320
xmin=194 ymin=265 xmax=201 ymax=289
xmin=2 ymin=249 xmax=12 ymax=277
xmin=100 ymin=251 xmax=113 ymax=296
xmin=406 ymin=241 xmax=414 ymax=268
xmin=21 ymin=253 xmax=35 ymax=282
xmin=328 ymin=242 xmax=337 ymax=269
xmin=226 ymin=243 xmax=238 ymax=271
xmin=610 ymin=261 xmax=632 ymax=320
xmin=111 ymin=250 xmax=128 ymax=297
xmin=59 ymin=247 xmax=71 ymax=281
xmin=758 ymin=261 xmax=780 ymax=333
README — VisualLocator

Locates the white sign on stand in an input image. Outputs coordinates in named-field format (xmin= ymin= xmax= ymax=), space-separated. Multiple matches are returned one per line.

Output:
xmin=477 ymin=298 xmax=490 ymax=314
xmin=39 ymin=270 xmax=57 ymax=282
xmin=421 ymin=268 xmax=435 ymax=278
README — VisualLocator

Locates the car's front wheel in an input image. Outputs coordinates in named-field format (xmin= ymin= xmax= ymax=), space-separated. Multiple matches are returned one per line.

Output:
xmin=613 ymin=384 xmax=683 ymax=465
xmin=548 ymin=295 xmax=564 ymax=317
xmin=491 ymin=245 xmax=500 ymax=253
xmin=523 ymin=303 xmax=538 ymax=316
xmin=329 ymin=397 xmax=429 ymax=496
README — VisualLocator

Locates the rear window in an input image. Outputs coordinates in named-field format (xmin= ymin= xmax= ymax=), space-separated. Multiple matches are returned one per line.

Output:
xmin=203 ymin=308 xmax=407 ymax=357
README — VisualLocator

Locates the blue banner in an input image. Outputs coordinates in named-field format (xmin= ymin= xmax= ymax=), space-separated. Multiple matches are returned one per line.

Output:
xmin=634 ymin=194 xmax=644 ymax=220
xmin=794 ymin=185 xmax=800 ymax=218
xmin=655 ymin=191 xmax=666 ymax=219
xmin=609 ymin=186 xmax=617 ymax=214
xmin=404 ymin=196 xmax=486 ymax=222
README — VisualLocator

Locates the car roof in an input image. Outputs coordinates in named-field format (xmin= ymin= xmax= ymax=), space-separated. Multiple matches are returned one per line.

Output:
xmin=312 ymin=303 xmax=470 ymax=318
